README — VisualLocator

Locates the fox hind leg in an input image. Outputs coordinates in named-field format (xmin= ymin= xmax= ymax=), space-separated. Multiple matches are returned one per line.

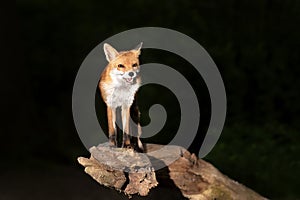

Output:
xmin=130 ymin=97 xmax=144 ymax=152
xmin=137 ymin=121 xmax=143 ymax=152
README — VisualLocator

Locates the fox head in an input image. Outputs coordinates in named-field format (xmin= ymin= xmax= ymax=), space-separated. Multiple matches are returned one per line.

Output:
xmin=103 ymin=42 xmax=142 ymax=84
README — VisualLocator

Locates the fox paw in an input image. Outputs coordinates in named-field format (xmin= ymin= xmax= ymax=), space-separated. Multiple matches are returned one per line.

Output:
xmin=121 ymin=142 xmax=133 ymax=149
xmin=109 ymin=136 xmax=117 ymax=147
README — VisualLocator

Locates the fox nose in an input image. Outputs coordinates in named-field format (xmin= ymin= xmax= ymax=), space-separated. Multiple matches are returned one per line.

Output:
xmin=128 ymin=72 xmax=134 ymax=77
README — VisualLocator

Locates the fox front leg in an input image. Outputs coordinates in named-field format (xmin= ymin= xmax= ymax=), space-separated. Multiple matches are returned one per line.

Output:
xmin=107 ymin=106 xmax=117 ymax=147
xmin=121 ymin=105 xmax=131 ymax=148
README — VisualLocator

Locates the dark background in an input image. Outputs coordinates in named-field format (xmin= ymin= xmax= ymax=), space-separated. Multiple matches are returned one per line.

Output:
xmin=1 ymin=0 xmax=299 ymax=199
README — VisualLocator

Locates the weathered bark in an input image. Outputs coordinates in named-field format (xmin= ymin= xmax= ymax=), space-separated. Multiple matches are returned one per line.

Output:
xmin=78 ymin=143 xmax=158 ymax=196
xmin=78 ymin=143 xmax=267 ymax=200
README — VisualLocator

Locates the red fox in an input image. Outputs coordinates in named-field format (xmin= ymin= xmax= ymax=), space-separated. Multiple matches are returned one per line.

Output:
xmin=99 ymin=43 xmax=143 ymax=151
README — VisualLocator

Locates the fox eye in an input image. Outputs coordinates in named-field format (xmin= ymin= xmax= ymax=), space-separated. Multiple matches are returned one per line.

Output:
xmin=118 ymin=64 xmax=125 ymax=68
xmin=132 ymin=63 xmax=138 ymax=67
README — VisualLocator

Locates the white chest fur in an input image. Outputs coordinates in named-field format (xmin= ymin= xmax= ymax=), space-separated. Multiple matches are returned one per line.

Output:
xmin=102 ymin=81 xmax=140 ymax=108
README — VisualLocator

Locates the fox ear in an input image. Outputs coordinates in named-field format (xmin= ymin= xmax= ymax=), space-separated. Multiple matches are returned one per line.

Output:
xmin=132 ymin=42 xmax=143 ymax=56
xmin=103 ymin=43 xmax=119 ymax=62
